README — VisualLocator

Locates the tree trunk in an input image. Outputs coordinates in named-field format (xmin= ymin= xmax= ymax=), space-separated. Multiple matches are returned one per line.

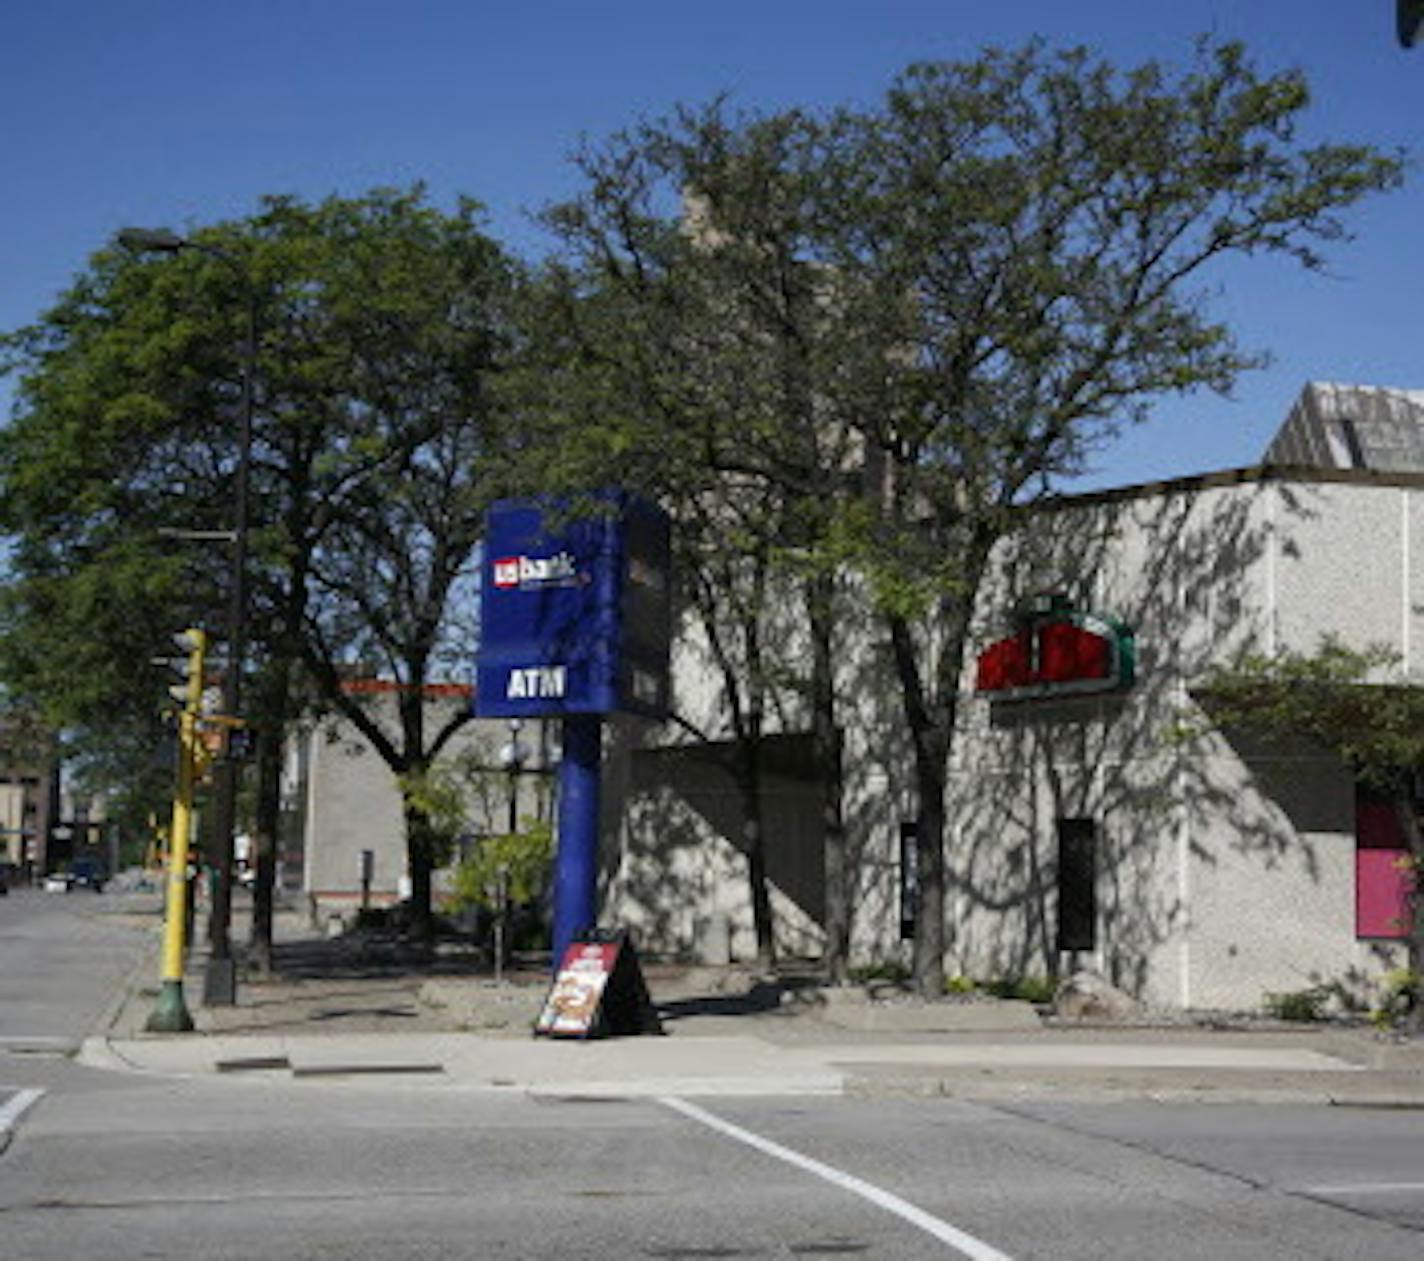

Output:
xmin=246 ymin=715 xmax=283 ymax=975
xmin=886 ymin=609 xmax=960 ymax=1001
xmin=403 ymin=796 xmax=436 ymax=944
xmin=807 ymin=571 xmax=848 ymax=982
xmin=247 ymin=657 xmax=293 ymax=974
xmin=910 ymin=736 xmax=948 ymax=999
xmin=735 ymin=737 xmax=776 ymax=971
xmin=1394 ymin=793 xmax=1424 ymax=1038
xmin=886 ymin=532 xmax=994 ymax=1001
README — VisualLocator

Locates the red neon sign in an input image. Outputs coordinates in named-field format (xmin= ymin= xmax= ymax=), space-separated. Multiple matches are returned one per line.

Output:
xmin=975 ymin=601 xmax=1134 ymax=701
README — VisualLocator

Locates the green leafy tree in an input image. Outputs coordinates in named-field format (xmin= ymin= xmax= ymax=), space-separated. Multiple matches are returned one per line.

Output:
xmin=0 ymin=225 xmax=239 ymax=845
xmin=820 ymin=38 xmax=1402 ymax=996
xmin=236 ymin=188 xmax=516 ymax=954
xmin=536 ymin=108 xmax=867 ymax=975
xmin=1202 ymin=640 xmax=1424 ymax=1034
xmin=542 ymin=38 xmax=1402 ymax=997
xmin=0 ymin=187 xmax=518 ymax=952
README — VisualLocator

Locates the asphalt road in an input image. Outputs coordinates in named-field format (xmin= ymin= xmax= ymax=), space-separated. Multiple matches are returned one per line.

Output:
xmin=1 ymin=886 xmax=164 ymax=1151
xmin=4 ymin=890 xmax=1424 ymax=1259
xmin=0 ymin=884 xmax=155 ymax=1044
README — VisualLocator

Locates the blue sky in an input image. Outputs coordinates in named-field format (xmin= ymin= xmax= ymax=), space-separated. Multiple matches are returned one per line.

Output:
xmin=2 ymin=1 xmax=1418 ymax=489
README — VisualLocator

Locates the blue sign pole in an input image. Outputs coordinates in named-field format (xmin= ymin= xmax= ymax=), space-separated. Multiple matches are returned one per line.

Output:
xmin=553 ymin=713 xmax=602 ymax=965
xmin=474 ymin=493 xmax=670 ymax=973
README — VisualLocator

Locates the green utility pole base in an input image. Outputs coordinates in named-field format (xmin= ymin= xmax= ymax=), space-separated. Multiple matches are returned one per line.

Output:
xmin=145 ymin=979 xmax=195 ymax=1033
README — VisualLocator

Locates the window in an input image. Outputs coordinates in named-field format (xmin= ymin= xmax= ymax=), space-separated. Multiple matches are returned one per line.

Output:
xmin=1056 ymin=818 xmax=1097 ymax=952
xmin=899 ymin=822 xmax=917 ymax=942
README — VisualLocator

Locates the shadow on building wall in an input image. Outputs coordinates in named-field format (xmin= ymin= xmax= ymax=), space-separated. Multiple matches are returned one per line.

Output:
xmin=947 ymin=476 xmax=1375 ymax=1002
xmin=605 ymin=475 xmax=1403 ymax=1003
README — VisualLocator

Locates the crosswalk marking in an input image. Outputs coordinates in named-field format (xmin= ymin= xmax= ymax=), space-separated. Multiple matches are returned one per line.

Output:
xmin=659 ymin=1096 xmax=1015 ymax=1260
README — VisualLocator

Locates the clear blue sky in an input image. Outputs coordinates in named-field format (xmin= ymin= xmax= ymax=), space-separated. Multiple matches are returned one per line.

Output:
xmin=2 ymin=1 xmax=1418 ymax=489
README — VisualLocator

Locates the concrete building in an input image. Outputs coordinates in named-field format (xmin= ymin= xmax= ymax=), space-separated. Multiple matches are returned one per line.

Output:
xmin=288 ymin=384 xmax=1420 ymax=1011
xmin=287 ymin=681 xmax=554 ymax=924
xmin=601 ymin=384 xmax=1423 ymax=1011
xmin=0 ymin=716 xmax=59 ymax=878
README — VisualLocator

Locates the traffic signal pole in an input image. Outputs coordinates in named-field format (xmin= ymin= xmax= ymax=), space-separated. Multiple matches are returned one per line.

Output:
xmin=147 ymin=629 xmax=206 ymax=1034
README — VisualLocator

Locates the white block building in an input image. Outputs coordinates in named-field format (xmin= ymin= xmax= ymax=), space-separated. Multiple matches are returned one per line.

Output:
xmin=601 ymin=384 xmax=1424 ymax=1011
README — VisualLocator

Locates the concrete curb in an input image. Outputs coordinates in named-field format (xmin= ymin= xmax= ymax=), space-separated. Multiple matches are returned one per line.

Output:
xmin=71 ymin=1029 xmax=1424 ymax=1106
xmin=806 ymin=992 xmax=1043 ymax=1034
xmin=64 ymin=893 xmax=1424 ymax=1108
xmin=76 ymin=1036 xmax=159 ymax=1076
xmin=843 ymin=1078 xmax=1345 ymax=1106
xmin=99 ymin=921 xmax=165 ymax=1038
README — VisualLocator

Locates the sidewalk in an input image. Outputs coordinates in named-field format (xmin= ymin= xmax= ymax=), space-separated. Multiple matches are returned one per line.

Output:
xmin=84 ymin=891 xmax=1424 ymax=1104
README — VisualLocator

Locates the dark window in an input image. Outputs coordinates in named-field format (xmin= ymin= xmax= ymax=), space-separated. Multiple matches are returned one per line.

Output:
xmin=1056 ymin=818 xmax=1096 ymax=952
xmin=899 ymin=822 xmax=917 ymax=942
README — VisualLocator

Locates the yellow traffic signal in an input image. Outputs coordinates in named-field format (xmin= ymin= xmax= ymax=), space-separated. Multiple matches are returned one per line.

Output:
xmin=147 ymin=626 xmax=207 ymax=1033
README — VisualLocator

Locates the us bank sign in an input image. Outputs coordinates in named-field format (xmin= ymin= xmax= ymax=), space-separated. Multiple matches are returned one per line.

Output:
xmin=474 ymin=494 xmax=672 ymax=719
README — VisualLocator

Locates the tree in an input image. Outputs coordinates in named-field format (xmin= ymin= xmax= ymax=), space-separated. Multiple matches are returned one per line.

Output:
xmin=818 ymin=38 xmax=1402 ymax=996
xmin=537 ymin=108 xmax=868 ymax=976
xmin=543 ymin=38 xmax=1402 ymax=996
xmin=298 ymin=403 xmax=505 ymax=943
xmin=0 ymin=224 xmax=239 ymax=843
xmin=0 ymin=187 xmax=518 ymax=952
xmin=1202 ymin=640 xmax=1424 ymax=1034
xmin=231 ymin=189 xmax=516 ymax=955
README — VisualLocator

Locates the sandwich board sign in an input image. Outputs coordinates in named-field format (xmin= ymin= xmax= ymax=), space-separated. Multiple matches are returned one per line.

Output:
xmin=533 ymin=930 xmax=662 ymax=1039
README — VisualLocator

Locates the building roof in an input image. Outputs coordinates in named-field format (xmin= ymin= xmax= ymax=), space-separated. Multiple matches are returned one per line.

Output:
xmin=1264 ymin=383 xmax=1424 ymax=473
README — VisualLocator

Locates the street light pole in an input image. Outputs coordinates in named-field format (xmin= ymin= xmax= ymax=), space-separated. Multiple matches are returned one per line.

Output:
xmin=117 ymin=227 xmax=255 ymax=1005
xmin=504 ymin=718 xmax=526 ymax=835
xmin=496 ymin=720 xmax=527 ymax=981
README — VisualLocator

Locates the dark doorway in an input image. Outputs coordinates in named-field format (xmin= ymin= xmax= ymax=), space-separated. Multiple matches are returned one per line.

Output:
xmin=1056 ymin=817 xmax=1096 ymax=952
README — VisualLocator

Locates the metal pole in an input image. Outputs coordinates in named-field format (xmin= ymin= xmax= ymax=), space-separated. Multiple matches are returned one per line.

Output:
xmin=113 ymin=227 xmax=256 ymax=1007
xmin=500 ymin=719 xmax=523 ymax=980
xmin=203 ymin=276 xmax=256 ymax=1006
xmin=552 ymin=714 xmax=601 ymax=968
xmin=505 ymin=717 xmax=523 ymax=835
xmin=493 ymin=864 xmax=509 ymax=985
xmin=147 ymin=630 xmax=206 ymax=1033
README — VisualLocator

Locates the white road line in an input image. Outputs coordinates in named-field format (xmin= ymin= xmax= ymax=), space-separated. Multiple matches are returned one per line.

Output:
xmin=1302 ymin=1182 xmax=1424 ymax=1197
xmin=0 ymin=1088 xmax=45 ymax=1132
xmin=658 ymin=1096 xmax=1014 ymax=1261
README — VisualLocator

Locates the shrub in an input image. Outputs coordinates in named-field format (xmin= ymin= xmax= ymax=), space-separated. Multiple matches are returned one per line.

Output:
xmin=1370 ymin=969 xmax=1421 ymax=1032
xmin=1263 ymin=986 xmax=1330 ymax=1022
xmin=353 ymin=907 xmax=392 ymax=932
xmin=984 ymin=975 xmax=1056 ymax=1004
xmin=849 ymin=961 xmax=911 ymax=984
xmin=450 ymin=820 xmax=554 ymax=916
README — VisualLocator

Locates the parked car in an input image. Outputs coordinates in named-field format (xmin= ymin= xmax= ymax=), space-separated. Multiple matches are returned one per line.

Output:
xmin=69 ymin=857 xmax=107 ymax=892
xmin=43 ymin=871 xmax=73 ymax=893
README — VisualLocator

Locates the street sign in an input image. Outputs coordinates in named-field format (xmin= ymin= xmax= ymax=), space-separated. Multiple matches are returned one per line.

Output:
xmin=474 ymin=493 xmax=671 ymax=719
